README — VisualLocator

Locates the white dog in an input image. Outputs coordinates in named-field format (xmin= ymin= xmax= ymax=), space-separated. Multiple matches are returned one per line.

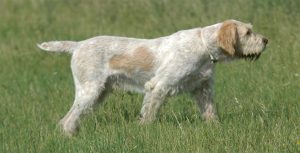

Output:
xmin=38 ymin=19 xmax=268 ymax=136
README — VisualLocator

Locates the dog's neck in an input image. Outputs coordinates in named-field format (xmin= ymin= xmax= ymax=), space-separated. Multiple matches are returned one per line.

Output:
xmin=200 ymin=23 xmax=231 ymax=63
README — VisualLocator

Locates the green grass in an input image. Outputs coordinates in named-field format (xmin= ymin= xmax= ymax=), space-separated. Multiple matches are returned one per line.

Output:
xmin=1 ymin=0 xmax=300 ymax=152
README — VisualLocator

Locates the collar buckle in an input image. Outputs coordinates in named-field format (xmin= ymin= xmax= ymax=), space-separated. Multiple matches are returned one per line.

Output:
xmin=209 ymin=54 xmax=218 ymax=63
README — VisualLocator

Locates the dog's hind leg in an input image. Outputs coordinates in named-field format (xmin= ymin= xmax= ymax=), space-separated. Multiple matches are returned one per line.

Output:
xmin=59 ymin=77 xmax=108 ymax=136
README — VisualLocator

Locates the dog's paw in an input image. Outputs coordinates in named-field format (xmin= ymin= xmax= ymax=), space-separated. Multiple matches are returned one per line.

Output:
xmin=202 ymin=112 xmax=219 ymax=123
xmin=138 ymin=113 xmax=155 ymax=125
xmin=58 ymin=119 xmax=79 ymax=137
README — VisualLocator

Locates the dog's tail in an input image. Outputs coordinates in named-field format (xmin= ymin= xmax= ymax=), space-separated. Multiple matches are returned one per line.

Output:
xmin=37 ymin=41 xmax=78 ymax=54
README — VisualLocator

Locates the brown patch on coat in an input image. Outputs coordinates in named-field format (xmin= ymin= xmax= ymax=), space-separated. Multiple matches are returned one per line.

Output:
xmin=109 ymin=46 xmax=155 ymax=73
xmin=217 ymin=20 xmax=238 ymax=56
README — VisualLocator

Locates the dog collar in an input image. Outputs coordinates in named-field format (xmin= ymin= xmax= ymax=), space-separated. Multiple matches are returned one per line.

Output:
xmin=201 ymin=29 xmax=218 ymax=64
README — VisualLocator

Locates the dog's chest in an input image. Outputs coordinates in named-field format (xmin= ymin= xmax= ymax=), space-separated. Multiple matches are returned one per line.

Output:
xmin=175 ymin=62 xmax=214 ymax=93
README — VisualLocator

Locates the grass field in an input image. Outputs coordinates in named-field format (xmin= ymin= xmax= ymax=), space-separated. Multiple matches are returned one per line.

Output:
xmin=1 ymin=0 xmax=300 ymax=152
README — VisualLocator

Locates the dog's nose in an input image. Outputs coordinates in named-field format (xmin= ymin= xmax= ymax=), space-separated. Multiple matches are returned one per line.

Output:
xmin=262 ymin=38 xmax=268 ymax=44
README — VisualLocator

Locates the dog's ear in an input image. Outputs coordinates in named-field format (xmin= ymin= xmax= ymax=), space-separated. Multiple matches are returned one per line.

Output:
xmin=217 ymin=21 xmax=238 ymax=56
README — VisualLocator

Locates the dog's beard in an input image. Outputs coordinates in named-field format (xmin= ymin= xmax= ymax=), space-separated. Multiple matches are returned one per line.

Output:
xmin=237 ymin=52 xmax=262 ymax=61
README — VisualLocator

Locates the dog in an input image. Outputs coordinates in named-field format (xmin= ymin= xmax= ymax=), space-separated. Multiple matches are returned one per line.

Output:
xmin=38 ymin=19 xmax=268 ymax=136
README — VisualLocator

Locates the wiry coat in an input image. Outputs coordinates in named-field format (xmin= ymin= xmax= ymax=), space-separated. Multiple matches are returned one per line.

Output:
xmin=38 ymin=19 xmax=268 ymax=136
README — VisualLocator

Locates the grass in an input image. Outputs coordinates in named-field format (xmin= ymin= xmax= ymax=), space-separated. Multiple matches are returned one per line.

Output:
xmin=1 ymin=0 xmax=300 ymax=152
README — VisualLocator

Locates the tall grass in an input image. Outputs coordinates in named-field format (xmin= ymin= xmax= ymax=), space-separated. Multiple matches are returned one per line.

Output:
xmin=1 ymin=0 xmax=299 ymax=152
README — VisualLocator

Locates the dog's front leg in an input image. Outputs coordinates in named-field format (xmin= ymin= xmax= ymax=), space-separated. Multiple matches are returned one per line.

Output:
xmin=139 ymin=81 xmax=168 ymax=124
xmin=193 ymin=78 xmax=218 ymax=121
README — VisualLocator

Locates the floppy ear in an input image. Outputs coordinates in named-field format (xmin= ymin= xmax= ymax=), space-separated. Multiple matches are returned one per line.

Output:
xmin=217 ymin=21 xmax=238 ymax=56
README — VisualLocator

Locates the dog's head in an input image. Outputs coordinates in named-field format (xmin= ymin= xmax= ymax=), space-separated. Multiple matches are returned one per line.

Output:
xmin=217 ymin=20 xmax=268 ymax=61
